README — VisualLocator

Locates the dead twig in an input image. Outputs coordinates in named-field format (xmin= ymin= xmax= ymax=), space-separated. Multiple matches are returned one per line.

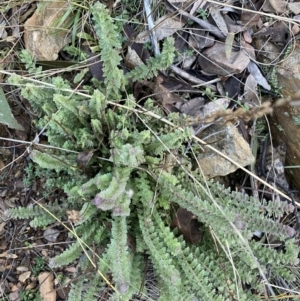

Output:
xmin=170 ymin=64 xmax=218 ymax=91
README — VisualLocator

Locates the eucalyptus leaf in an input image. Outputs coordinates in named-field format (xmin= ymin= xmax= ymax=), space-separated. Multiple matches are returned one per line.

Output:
xmin=0 ymin=87 xmax=23 ymax=130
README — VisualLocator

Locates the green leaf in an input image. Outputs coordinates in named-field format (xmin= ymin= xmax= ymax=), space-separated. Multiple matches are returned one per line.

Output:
xmin=0 ymin=87 xmax=23 ymax=130
xmin=77 ymin=32 xmax=95 ymax=41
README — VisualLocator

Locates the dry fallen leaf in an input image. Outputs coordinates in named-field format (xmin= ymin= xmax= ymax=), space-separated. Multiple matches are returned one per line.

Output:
xmin=0 ymin=251 xmax=17 ymax=259
xmin=136 ymin=14 xmax=185 ymax=43
xmin=76 ymin=150 xmax=94 ymax=171
xmin=198 ymin=42 xmax=250 ymax=76
xmin=248 ymin=61 xmax=271 ymax=91
xmin=170 ymin=208 xmax=202 ymax=245
xmin=126 ymin=46 xmax=144 ymax=68
xmin=210 ymin=6 xmax=228 ymax=36
xmin=262 ymin=0 xmax=288 ymax=13
xmin=0 ymin=239 xmax=7 ymax=250
xmin=225 ymin=32 xmax=235 ymax=60
xmin=26 ymin=282 xmax=37 ymax=290
xmin=190 ymin=28 xmax=215 ymax=50
xmin=0 ymin=222 xmax=6 ymax=235
xmin=141 ymin=76 xmax=183 ymax=113
xmin=152 ymin=76 xmax=183 ymax=105
xmin=243 ymin=29 xmax=252 ymax=43
xmin=244 ymin=74 xmax=259 ymax=104
xmin=180 ymin=97 xmax=205 ymax=117
xmin=0 ymin=158 xmax=4 ymax=170
xmin=43 ymin=228 xmax=60 ymax=242
xmin=240 ymin=10 xmax=261 ymax=27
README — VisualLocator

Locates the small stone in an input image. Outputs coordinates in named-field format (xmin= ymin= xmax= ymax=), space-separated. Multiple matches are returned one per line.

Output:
xmin=16 ymin=266 xmax=29 ymax=272
xmin=24 ymin=0 xmax=71 ymax=60
xmin=18 ymin=271 xmax=31 ymax=283
xmin=9 ymin=290 xmax=20 ymax=301
xmin=197 ymin=122 xmax=255 ymax=178
xmin=38 ymin=272 xmax=56 ymax=301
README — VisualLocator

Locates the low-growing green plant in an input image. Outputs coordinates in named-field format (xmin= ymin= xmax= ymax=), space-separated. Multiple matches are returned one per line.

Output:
xmin=196 ymin=8 xmax=209 ymax=20
xmin=32 ymin=257 xmax=46 ymax=277
xmin=20 ymin=290 xmax=42 ymax=301
xmin=6 ymin=2 xmax=299 ymax=300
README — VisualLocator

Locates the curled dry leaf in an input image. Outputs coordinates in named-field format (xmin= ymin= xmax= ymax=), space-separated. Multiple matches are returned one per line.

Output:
xmin=0 ymin=222 xmax=6 ymax=235
xmin=248 ymin=61 xmax=271 ymax=91
xmin=126 ymin=46 xmax=144 ymax=68
xmin=0 ymin=87 xmax=23 ymax=130
xmin=123 ymin=25 xmax=151 ymax=64
xmin=0 ymin=21 xmax=7 ymax=39
xmin=0 ymin=158 xmax=5 ymax=170
xmin=86 ymin=52 xmax=104 ymax=81
xmin=182 ymin=53 xmax=197 ymax=69
xmin=222 ymin=14 xmax=245 ymax=33
xmin=166 ymin=0 xmax=226 ymax=40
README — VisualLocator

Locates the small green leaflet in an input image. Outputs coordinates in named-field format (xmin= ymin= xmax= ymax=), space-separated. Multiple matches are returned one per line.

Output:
xmin=225 ymin=32 xmax=235 ymax=60
xmin=0 ymin=87 xmax=23 ymax=130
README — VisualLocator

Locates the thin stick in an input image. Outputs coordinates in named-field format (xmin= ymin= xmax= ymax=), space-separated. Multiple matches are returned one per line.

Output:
xmin=143 ymin=0 xmax=160 ymax=56
xmin=170 ymin=64 xmax=218 ymax=91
